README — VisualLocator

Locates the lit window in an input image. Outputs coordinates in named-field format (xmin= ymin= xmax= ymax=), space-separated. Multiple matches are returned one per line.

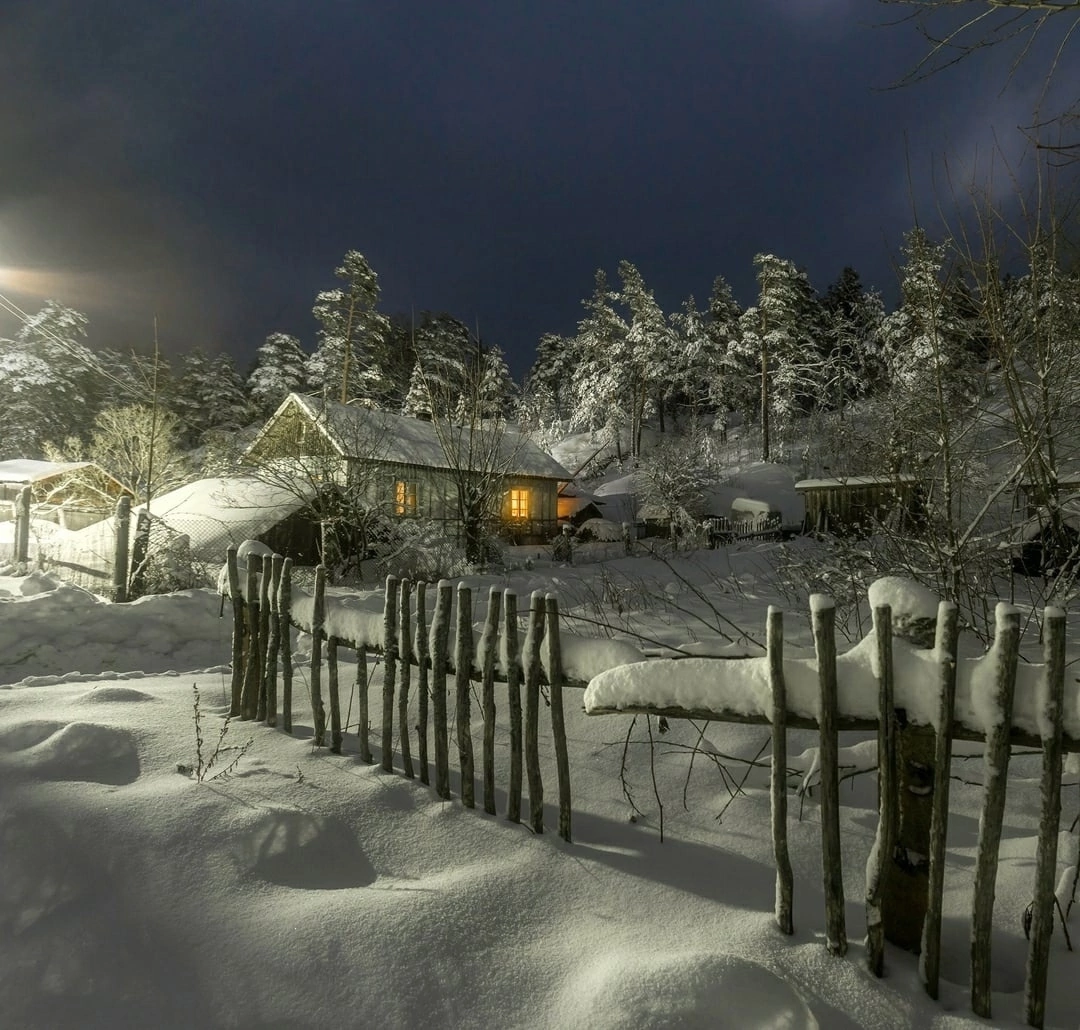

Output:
xmin=509 ymin=488 xmax=530 ymax=520
xmin=394 ymin=480 xmax=418 ymax=516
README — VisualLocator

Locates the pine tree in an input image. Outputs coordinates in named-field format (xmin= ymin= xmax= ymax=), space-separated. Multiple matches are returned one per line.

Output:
xmin=172 ymin=349 xmax=250 ymax=447
xmin=308 ymin=250 xmax=391 ymax=405
xmin=476 ymin=346 xmax=518 ymax=419
xmin=820 ymin=266 xmax=886 ymax=410
xmin=248 ymin=332 xmax=307 ymax=416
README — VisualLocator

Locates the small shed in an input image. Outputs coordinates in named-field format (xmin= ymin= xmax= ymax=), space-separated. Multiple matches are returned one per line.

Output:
xmin=0 ymin=459 xmax=129 ymax=530
xmin=795 ymin=475 xmax=924 ymax=536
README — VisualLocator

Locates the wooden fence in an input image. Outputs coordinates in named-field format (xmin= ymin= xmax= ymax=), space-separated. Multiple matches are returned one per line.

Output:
xmin=222 ymin=546 xmax=576 ymax=841
xmin=586 ymin=596 xmax=1072 ymax=1029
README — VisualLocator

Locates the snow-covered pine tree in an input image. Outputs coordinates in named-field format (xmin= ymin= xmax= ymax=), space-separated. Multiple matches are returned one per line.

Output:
xmin=248 ymin=332 xmax=307 ymax=417
xmin=476 ymin=345 xmax=518 ymax=419
xmin=172 ymin=349 xmax=251 ymax=448
xmin=820 ymin=266 xmax=886 ymax=410
xmin=308 ymin=250 xmax=391 ymax=406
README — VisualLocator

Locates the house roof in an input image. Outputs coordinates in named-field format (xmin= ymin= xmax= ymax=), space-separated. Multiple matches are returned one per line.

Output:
xmin=0 ymin=459 xmax=100 ymax=484
xmin=251 ymin=393 xmax=571 ymax=481
xmin=794 ymin=474 xmax=921 ymax=491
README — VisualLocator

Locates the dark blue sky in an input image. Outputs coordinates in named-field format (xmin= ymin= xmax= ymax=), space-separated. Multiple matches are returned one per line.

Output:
xmin=1 ymin=1 xmax=1075 ymax=380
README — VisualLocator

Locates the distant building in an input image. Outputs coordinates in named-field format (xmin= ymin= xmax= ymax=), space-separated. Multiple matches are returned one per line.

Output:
xmin=0 ymin=459 xmax=129 ymax=530
xmin=794 ymin=475 xmax=925 ymax=536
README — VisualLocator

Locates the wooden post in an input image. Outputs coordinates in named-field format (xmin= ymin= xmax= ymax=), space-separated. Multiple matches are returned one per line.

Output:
xmin=414 ymin=582 xmax=430 ymax=785
xmin=13 ymin=485 xmax=31 ymax=567
xmin=112 ymin=495 xmax=131 ymax=602
xmin=226 ymin=546 xmax=244 ymax=718
xmin=455 ymin=584 xmax=476 ymax=809
xmin=128 ymin=511 xmax=150 ymax=600
xmin=866 ymin=604 xmax=896 ymax=977
xmin=279 ymin=558 xmax=293 ymax=733
xmin=310 ymin=564 xmax=327 ymax=747
xmin=256 ymin=553 xmax=272 ymax=722
xmin=921 ymin=601 xmax=959 ymax=997
xmin=381 ymin=575 xmax=399 ymax=773
xmin=767 ymin=606 xmax=793 ymax=935
xmin=971 ymin=603 xmax=1020 ymax=1019
xmin=545 ymin=595 xmax=572 ymax=843
xmin=398 ymin=579 xmax=414 ymax=779
xmin=812 ymin=594 xmax=846 ymax=957
xmin=327 ymin=636 xmax=342 ymax=754
xmin=1024 ymin=607 xmax=1067 ymax=1030
xmin=264 ymin=554 xmax=283 ymax=728
xmin=504 ymin=590 xmax=523 ymax=824
xmin=357 ymin=654 xmax=373 ymax=764
xmin=240 ymin=559 xmax=260 ymax=719
xmin=523 ymin=590 xmax=546 ymax=834
xmin=479 ymin=586 xmax=502 ymax=815
xmin=431 ymin=581 xmax=453 ymax=800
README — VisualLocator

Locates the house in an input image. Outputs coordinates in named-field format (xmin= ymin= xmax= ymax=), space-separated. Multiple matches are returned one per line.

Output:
xmin=794 ymin=474 xmax=925 ymax=536
xmin=556 ymin=482 xmax=605 ymax=526
xmin=244 ymin=393 xmax=572 ymax=547
xmin=0 ymin=459 xmax=130 ymax=530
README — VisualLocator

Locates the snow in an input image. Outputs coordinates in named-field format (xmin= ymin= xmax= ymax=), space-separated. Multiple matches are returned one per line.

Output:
xmin=3 ymin=557 xmax=1080 ymax=1028
xmin=0 ymin=458 xmax=97 ymax=483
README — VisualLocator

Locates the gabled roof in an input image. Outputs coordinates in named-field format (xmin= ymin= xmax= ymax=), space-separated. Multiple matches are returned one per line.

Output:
xmin=249 ymin=393 xmax=571 ymax=481
xmin=0 ymin=459 xmax=101 ymax=484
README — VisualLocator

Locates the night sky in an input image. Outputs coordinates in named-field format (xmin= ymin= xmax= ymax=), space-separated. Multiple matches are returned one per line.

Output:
xmin=1 ymin=1 xmax=1076 ymax=380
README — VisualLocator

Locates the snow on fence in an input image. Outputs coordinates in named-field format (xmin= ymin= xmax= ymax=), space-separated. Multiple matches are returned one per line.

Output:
xmin=584 ymin=581 xmax=1070 ymax=1028
xmin=220 ymin=544 xmax=644 ymax=842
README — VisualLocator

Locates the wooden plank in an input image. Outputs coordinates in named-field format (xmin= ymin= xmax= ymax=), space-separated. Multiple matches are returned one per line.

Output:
xmin=414 ymin=582 xmax=430 ymax=785
xmin=432 ymin=581 xmax=453 ymax=800
xmin=256 ymin=553 xmax=272 ymax=722
xmin=327 ymin=636 xmax=342 ymax=754
xmin=357 ymin=651 xmax=372 ymax=764
xmin=971 ymin=603 xmax=1021 ymax=1019
xmin=264 ymin=554 xmax=283 ymax=728
xmin=398 ymin=579 xmax=414 ymax=779
xmin=226 ymin=546 xmax=244 ymax=718
xmin=455 ymin=584 xmax=475 ymax=808
xmin=921 ymin=601 xmax=959 ymax=997
xmin=240 ymin=559 xmax=260 ymax=720
xmin=480 ymin=586 xmax=502 ymax=815
xmin=545 ymin=595 xmax=572 ymax=842
xmin=310 ymin=565 xmax=326 ymax=747
xmin=813 ymin=594 xmax=846 ymax=957
xmin=767 ymin=606 xmax=793 ymax=936
xmin=1024 ymin=607 xmax=1067 ymax=1029
xmin=504 ymin=590 xmax=522 ymax=823
xmin=279 ymin=558 xmax=293 ymax=733
xmin=381 ymin=575 xmax=399 ymax=773
xmin=523 ymin=590 xmax=545 ymax=833
xmin=866 ymin=604 xmax=895 ymax=977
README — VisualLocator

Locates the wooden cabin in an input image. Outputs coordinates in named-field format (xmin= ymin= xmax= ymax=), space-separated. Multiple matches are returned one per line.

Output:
xmin=244 ymin=393 xmax=571 ymax=547
xmin=0 ymin=459 xmax=129 ymax=530
xmin=795 ymin=475 xmax=925 ymax=536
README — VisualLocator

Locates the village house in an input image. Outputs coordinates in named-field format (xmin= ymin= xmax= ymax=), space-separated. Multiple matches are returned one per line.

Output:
xmin=0 ymin=459 xmax=130 ymax=530
xmin=243 ymin=393 xmax=571 ymax=550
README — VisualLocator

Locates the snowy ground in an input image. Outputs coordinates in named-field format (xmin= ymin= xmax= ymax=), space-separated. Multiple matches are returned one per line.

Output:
xmin=3 ymin=549 xmax=1080 ymax=1029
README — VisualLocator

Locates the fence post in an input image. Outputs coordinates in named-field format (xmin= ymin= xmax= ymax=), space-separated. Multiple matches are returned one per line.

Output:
xmin=327 ymin=636 xmax=342 ymax=754
xmin=240 ymin=559 xmax=260 ymax=719
xmin=382 ymin=575 xmax=399 ymax=773
xmin=112 ymin=495 xmax=131 ymax=602
xmin=767 ymin=606 xmax=793 ymax=936
xmin=414 ymin=582 xmax=429 ymax=784
xmin=226 ymin=546 xmax=244 ymax=717
xmin=545 ymin=594 xmax=572 ymax=843
xmin=866 ymin=604 xmax=896 ymax=976
xmin=357 ymin=653 xmax=373 ymax=764
xmin=279 ymin=557 xmax=293 ymax=733
xmin=523 ymin=590 xmax=546 ymax=834
xmin=971 ymin=602 xmax=1020 ymax=1020
xmin=128 ymin=510 xmax=150 ymax=599
xmin=398 ymin=579 xmax=414 ymax=779
xmin=812 ymin=594 xmax=846 ymax=957
xmin=479 ymin=586 xmax=502 ymax=815
xmin=921 ymin=601 xmax=959 ymax=997
xmin=264 ymin=554 xmax=283 ymax=728
xmin=311 ymin=565 xmax=327 ymax=747
xmin=13 ymin=485 xmax=31 ymax=568
xmin=255 ymin=553 xmax=272 ymax=722
xmin=1024 ymin=606 xmax=1067 ymax=1029
xmin=431 ymin=581 xmax=453 ymax=799
xmin=455 ymin=584 xmax=476 ymax=808
xmin=504 ymin=590 xmax=523 ymax=823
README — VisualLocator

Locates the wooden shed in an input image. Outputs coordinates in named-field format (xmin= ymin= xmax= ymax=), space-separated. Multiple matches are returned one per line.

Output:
xmin=0 ymin=459 xmax=130 ymax=530
xmin=794 ymin=475 xmax=925 ymax=536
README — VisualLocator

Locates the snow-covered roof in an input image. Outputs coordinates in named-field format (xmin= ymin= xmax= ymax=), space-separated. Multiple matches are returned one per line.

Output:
xmin=0 ymin=459 xmax=98 ymax=484
xmin=795 ymin=474 xmax=920 ymax=491
xmin=253 ymin=394 xmax=571 ymax=481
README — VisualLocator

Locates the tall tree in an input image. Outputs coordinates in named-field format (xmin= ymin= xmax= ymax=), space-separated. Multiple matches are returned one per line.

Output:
xmin=248 ymin=332 xmax=308 ymax=417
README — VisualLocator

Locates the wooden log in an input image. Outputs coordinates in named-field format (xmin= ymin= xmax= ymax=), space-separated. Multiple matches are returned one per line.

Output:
xmin=479 ymin=586 xmax=502 ymax=815
xmin=111 ymin=495 xmax=130 ymax=602
xmin=523 ymin=590 xmax=546 ymax=834
xmin=921 ymin=601 xmax=959 ymax=997
xmin=256 ymin=553 xmax=272 ymax=722
xmin=264 ymin=553 xmax=283 ymax=727
xmin=455 ymin=584 xmax=476 ymax=809
xmin=971 ymin=602 xmax=1021 ymax=1020
xmin=866 ymin=604 xmax=896 ymax=977
xmin=812 ymin=594 xmax=846 ymax=957
xmin=414 ymin=582 xmax=430 ymax=785
xmin=545 ymin=594 xmax=572 ymax=843
xmin=767 ymin=606 xmax=793 ymax=936
xmin=226 ymin=546 xmax=244 ymax=718
xmin=381 ymin=575 xmax=399 ymax=773
xmin=398 ymin=579 xmax=414 ymax=779
xmin=310 ymin=565 xmax=327 ymax=747
xmin=327 ymin=635 xmax=342 ymax=754
xmin=240 ymin=559 xmax=260 ymax=720
xmin=279 ymin=558 xmax=294 ymax=733
xmin=504 ymin=590 xmax=523 ymax=823
xmin=357 ymin=654 xmax=372 ymax=764
xmin=1024 ymin=607 xmax=1067 ymax=1030
xmin=431 ymin=581 xmax=453 ymax=800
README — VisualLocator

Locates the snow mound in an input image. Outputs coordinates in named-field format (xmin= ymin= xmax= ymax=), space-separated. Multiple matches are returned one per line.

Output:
xmin=74 ymin=686 xmax=156 ymax=704
xmin=555 ymin=950 xmax=818 ymax=1029
xmin=0 ymin=721 xmax=140 ymax=785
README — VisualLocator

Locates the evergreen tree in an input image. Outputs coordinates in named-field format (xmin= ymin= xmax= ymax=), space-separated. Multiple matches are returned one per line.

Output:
xmin=820 ymin=266 xmax=886 ymax=409
xmin=173 ymin=349 xmax=250 ymax=447
xmin=476 ymin=345 xmax=518 ymax=419
xmin=248 ymin=332 xmax=307 ymax=417
xmin=308 ymin=250 xmax=391 ymax=405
